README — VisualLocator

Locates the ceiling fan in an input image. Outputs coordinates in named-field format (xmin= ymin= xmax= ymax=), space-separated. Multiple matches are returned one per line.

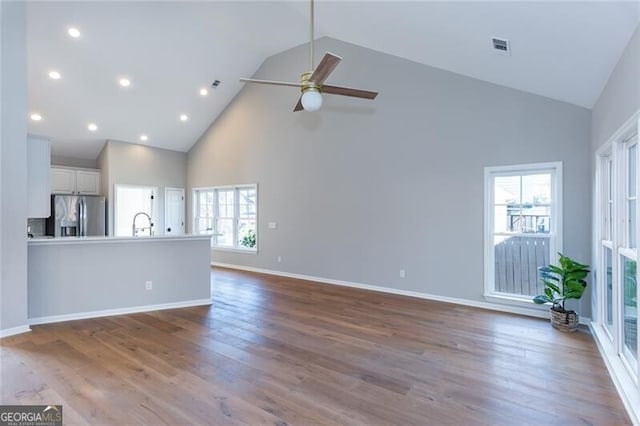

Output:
xmin=239 ymin=0 xmax=378 ymax=112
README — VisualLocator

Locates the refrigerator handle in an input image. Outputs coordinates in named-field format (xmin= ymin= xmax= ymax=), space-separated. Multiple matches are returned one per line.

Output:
xmin=82 ymin=199 xmax=87 ymax=236
xmin=79 ymin=199 xmax=84 ymax=237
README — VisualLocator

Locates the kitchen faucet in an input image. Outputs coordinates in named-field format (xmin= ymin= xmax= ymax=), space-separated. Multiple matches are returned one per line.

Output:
xmin=132 ymin=212 xmax=153 ymax=236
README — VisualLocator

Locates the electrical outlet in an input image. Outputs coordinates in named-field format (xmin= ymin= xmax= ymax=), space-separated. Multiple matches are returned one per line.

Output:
xmin=145 ymin=280 xmax=152 ymax=290
xmin=399 ymin=269 xmax=406 ymax=278
xmin=268 ymin=222 xmax=277 ymax=229
xmin=277 ymin=256 xmax=282 ymax=263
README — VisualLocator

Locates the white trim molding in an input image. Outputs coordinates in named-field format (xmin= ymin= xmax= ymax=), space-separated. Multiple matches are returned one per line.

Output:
xmin=212 ymin=262 xmax=591 ymax=325
xmin=28 ymin=299 xmax=212 ymax=325
xmin=0 ymin=325 xmax=32 ymax=339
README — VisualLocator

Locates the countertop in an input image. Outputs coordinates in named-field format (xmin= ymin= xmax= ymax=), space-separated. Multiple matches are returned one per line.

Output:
xmin=28 ymin=234 xmax=212 ymax=245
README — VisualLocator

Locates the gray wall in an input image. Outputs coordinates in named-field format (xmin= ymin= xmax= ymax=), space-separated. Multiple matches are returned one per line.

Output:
xmin=51 ymin=154 xmax=98 ymax=169
xmin=99 ymin=140 xmax=187 ymax=236
xmin=591 ymin=25 xmax=639 ymax=153
xmin=28 ymin=238 xmax=211 ymax=320
xmin=188 ymin=37 xmax=592 ymax=315
xmin=0 ymin=2 xmax=29 ymax=334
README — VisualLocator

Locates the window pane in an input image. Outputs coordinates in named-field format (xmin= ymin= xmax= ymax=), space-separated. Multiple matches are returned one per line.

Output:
xmin=630 ymin=199 xmax=637 ymax=249
xmin=238 ymin=219 xmax=257 ymax=248
xmin=239 ymin=188 xmax=256 ymax=218
xmin=622 ymin=257 xmax=638 ymax=362
xmin=494 ymin=204 xmax=513 ymax=233
xmin=494 ymin=174 xmax=551 ymax=234
xmin=215 ymin=218 xmax=234 ymax=246
xmin=606 ymin=159 xmax=613 ymax=240
xmin=522 ymin=174 xmax=551 ymax=205
xmin=217 ymin=190 xmax=234 ymax=218
xmin=494 ymin=176 xmax=520 ymax=204
xmin=493 ymin=235 xmax=550 ymax=297
xmin=607 ymin=202 xmax=613 ymax=240
xmin=605 ymin=246 xmax=613 ymax=333
xmin=629 ymin=144 xmax=636 ymax=197
xmin=198 ymin=218 xmax=213 ymax=234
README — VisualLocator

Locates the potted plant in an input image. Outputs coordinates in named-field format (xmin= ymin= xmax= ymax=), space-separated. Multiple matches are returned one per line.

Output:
xmin=533 ymin=253 xmax=590 ymax=332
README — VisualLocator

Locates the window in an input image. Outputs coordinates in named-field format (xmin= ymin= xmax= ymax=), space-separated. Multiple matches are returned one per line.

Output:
xmin=600 ymin=150 xmax=615 ymax=338
xmin=484 ymin=162 xmax=562 ymax=303
xmin=114 ymin=184 xmax=157 ymax=237
xmin=193 ymin=185 xmax=257 ymax=251
xmin=594 ymin=114 xmax=640 ymax=421
xmin=620 ymin=136 xmax=638 ymax=373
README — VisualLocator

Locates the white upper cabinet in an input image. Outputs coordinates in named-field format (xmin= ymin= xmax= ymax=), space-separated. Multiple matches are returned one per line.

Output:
xmin=76 ymin=170 xmax=100 ymax=195
xmin=27 ymin=136 xmax=51 ymax=218
xmin=50 ymin=168 xmax=76 ymax=194
xmin=51 ymin=167 xmax=101 ymax=195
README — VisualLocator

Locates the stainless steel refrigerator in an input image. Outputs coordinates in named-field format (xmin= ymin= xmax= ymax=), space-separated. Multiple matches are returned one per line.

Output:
xmin=46 ymin=195 xmax=106 ymax=237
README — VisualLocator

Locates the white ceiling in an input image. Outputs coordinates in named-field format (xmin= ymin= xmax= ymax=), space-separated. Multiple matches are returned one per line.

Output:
xmin=27 ymin=1 xmax=639 ymax=160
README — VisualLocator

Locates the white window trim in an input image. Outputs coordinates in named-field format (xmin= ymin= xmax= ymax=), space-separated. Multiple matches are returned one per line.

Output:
xmin=192 ymin=184 xmax=258 ymax=253
xmin=483 ymin=161 xmax=563 ymax=307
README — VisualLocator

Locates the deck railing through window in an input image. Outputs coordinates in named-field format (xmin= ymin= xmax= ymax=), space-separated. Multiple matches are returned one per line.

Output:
xmin=494 ymin=236 xmax=550 ymax=297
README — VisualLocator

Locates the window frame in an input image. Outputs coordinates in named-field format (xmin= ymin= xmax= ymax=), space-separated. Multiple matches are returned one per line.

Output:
xmin=483 ymin=161 xmax=563 ymax=307
xmin=113 ymin=184 xmax=158 ymax=237
xmin=192 ymin=184 xmax=258 ymax=253
xmin=598 ymin=147 xmax=616 ymax=341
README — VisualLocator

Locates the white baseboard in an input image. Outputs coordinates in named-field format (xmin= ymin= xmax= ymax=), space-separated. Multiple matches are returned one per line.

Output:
xmin=589 ymin=322 xmax=640 ymax=426
xmin=0 ymin=325 xmax=32 ymax=339
xmin=212 ymin=262 xmax=591 ymax=324
xmin=28 ymin=299 xmax=212 ymax=326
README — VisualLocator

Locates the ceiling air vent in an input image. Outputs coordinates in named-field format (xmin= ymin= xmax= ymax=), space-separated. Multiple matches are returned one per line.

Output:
xmin=491 ymin=37 xmax=511 ymax=56
xmin=211 ymin=79 xmax=221 ymax=88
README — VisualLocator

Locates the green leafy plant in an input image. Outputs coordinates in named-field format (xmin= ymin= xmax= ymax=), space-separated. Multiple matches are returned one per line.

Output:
xmin=240 ymin=229 xmax=256 ymax=249
xmin=533 ymin=253 xmax=590 ymax=312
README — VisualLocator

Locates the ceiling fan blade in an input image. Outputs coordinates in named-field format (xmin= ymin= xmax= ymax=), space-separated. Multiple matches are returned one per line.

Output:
xmin=322 ymin=85 xmax=378 ymax=99
xmin=293 ymin=97 xmax=304 ymax=112
xmin=310 ymin=53 xmax=342 ymax=85
xmin=240 ymin=78 xmax=302 ymax=88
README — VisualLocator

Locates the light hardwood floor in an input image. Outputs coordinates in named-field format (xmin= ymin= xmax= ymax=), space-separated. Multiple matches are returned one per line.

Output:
xmin=1 ymin=267 xmax=630 ymax=425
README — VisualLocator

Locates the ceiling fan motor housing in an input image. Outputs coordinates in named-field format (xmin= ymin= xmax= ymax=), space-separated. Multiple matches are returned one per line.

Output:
xmin=300 ymin=72 xmax=321 ymax=93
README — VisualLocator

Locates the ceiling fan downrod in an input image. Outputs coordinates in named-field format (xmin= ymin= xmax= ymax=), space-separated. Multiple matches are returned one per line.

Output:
xmin=310 ymin=0 xmax=315 ymax=71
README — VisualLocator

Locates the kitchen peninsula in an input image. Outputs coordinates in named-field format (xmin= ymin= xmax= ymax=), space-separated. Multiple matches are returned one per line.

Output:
xmin=27 ymin=235 xmax=211 ymax=324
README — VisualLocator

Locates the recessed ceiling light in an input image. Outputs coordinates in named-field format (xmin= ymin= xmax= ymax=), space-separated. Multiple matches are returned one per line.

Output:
xmin=88 ymin=123 xmax=98 ymax=132
xmin=139 ymin=134 xmax=148 ymax=141
xmin=30 ymin=113 xmax=42 ymax=121
xmin=199 ymin=88 xmax=208 ymax=96
xmin=180 ymin=114 xmax=188 ymax=122
xmin=119 ymin=78 xmax=131 ymax=87
xmin=48 ymin=70 xmax=61 ymax=80
xmin=68 ymin=27 xmax=81 ymax=38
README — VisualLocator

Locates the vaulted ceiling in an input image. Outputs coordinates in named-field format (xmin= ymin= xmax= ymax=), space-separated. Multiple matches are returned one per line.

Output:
xmin=27 ymin=1 xmax=639 ymax=160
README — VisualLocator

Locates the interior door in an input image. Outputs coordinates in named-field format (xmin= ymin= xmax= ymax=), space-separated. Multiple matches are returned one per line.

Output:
xmin=165 ymin=188 xmax=185 ymax=235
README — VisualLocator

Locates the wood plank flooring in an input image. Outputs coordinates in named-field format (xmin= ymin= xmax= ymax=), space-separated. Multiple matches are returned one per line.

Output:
xmin=1 ymin=267 xmax=630 ymax=425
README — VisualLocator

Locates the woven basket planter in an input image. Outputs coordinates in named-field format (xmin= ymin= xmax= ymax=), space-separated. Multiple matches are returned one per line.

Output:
xmin=550 ymin=308 xmax=579 ymax=332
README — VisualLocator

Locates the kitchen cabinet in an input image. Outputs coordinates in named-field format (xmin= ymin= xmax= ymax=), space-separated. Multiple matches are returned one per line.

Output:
xmin=76 ymin=170 xmax=100 ymax=194
xmin=51 ymin=167 xmax=101 ymax=195
xmin=27 ymin=136 xmax=51 ymax=218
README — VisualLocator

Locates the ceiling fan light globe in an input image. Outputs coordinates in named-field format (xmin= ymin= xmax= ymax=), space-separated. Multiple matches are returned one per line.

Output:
xmin=301 ymin=89 xmax=322 ymax=112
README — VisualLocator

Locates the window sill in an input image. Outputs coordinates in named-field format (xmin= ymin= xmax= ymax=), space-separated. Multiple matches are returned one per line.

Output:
xmin=483 ymin=293 xmax=549 ymax=311
xmin=212 ymin=246 xmax=257 ymax=254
